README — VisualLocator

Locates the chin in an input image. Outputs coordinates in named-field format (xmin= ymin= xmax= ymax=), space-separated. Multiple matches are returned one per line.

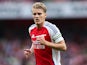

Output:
xmin=36 ymin=23 xmax=41 ymax=25
xmin=36 ymin=22 xmax=41 ymax=24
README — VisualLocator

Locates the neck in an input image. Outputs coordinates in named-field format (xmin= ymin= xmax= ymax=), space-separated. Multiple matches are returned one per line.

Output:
xmin=37 ymin=22 xmax=45 ymax=28
xmin=37 ymin=24 xmax=43 ymax=29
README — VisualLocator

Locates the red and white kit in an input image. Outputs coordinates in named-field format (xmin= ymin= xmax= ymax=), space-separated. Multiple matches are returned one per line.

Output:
xmin=29 ymin=21 xmax=64 ymax=65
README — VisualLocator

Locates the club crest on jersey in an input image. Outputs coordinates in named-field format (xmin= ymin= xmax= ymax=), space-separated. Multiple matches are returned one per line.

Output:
xmin=31 ymin=34 xmax=36 ymax=38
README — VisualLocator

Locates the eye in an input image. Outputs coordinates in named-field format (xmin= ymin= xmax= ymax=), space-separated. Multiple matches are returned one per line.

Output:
xmin=33 ymin=13 xmax=36 ymax=15
xmin=38 ymin=13 xmax=42 ymax=15
xmin=33 ymin=13 xmax=42 ymax=15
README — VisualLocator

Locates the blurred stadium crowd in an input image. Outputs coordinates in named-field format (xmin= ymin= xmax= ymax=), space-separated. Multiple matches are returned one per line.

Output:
xmin=0 ymin=0 xmax=87 ymax=65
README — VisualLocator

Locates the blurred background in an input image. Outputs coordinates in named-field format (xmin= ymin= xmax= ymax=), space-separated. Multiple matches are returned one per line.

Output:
xmin=0 ymin=0 xmax=87 ymax=65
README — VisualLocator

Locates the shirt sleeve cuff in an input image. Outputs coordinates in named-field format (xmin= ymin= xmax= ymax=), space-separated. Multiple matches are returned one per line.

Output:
xmin=55 ymin=37 xmax=64 ymax=43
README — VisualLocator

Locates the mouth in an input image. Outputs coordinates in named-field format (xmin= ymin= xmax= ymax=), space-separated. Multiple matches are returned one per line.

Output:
xmin=35 ymin=19 xmax=39 ymax=22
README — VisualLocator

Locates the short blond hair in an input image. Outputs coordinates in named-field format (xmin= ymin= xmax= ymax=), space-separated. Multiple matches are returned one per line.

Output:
xmin=32 ymin=2 xmax=47 ymax=13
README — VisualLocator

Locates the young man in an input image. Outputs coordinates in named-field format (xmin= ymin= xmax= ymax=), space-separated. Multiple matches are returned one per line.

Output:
xmin=24 ymin=2 xmax=67 ymax=65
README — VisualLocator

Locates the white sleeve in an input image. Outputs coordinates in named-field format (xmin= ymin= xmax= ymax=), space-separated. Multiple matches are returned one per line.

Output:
xmin=51 ymin=25 xmax=64 ymax=43
xmin=28 ymin=24 xmax=36 ymax=34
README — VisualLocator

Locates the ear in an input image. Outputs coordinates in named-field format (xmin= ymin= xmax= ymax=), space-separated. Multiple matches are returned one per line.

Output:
xmin=45 ymin=13 xmax=47 ymax=18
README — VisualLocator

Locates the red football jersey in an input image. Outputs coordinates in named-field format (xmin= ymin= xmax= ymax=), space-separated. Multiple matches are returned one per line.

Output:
xmin=29 ymin=21 xmax=64 ymax=65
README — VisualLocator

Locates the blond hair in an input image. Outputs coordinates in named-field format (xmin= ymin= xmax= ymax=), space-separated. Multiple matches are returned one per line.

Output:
xmin=32 ymin=2 xmax=47 ymax=13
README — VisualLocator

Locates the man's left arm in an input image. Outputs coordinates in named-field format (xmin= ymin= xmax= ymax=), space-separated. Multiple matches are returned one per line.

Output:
xmin=44 ymin=40 xmax=67 ymax=51
xmin=38 ymin=37 xmax=67 ymax=51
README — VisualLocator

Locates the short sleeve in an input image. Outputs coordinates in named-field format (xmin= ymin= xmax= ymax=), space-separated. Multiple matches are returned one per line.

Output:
xmin=51 ymin=25 xmax=64 ymax=43
xmin=28 ymin=24 xmax=36 ymax=34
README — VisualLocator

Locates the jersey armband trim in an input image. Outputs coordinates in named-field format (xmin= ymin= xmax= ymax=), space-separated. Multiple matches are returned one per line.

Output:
xmin=53 ymin=33 xmax=64 ymax=43
xmin=53 ymin=33 xmax=61 ymax=40
xmin=55 ymin=37 xmax=64 ymax=43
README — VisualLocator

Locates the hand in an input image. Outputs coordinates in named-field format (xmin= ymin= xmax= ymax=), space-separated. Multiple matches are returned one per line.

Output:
xmin=24 ymin=49 xmax=32 ymax=59
xmin=36 ymin=36 xmax=46 ymax=45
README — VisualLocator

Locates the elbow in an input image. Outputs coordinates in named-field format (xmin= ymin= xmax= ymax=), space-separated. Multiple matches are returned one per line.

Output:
xmin=63 ymin=47 xmax=67 ymax=51
xmin=62 ymin=41 xmax=67 ymax=51
xmin=62 ymin=46 xmax=67 ymax=51
xmin=56 ymin=46 xmax=67 ymax=51
xmin=61 ymin=40 xmax=67 ymax=51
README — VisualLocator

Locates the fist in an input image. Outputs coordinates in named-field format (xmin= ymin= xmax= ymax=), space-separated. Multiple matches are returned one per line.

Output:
xmin=24 ymin=49 xmax=31 ymax=59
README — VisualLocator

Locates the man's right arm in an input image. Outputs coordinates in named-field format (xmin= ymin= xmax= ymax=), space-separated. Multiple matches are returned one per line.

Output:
xmin=30 ymin=44 xmax=34 ymax=53
xmin=24 ymin=44 xmax=34 ymax=58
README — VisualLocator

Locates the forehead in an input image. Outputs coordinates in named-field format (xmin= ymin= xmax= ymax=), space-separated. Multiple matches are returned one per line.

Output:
xmin=32 ymin=8 xmax=45 ymax=13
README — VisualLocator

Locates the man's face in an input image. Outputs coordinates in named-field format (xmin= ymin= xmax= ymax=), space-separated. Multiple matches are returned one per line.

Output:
xmin=32 ymin=8 xmax=46 ymax=25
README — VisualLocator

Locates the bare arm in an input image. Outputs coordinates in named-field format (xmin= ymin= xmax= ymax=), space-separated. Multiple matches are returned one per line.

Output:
xmin=24 ymin=44 xmax=34 ymax=58
xmin=44 ymin=40 xmax=67 ymax=51
xmin=29 ymin=44 xmax=34 ymax=53
xmin=37 ymin=37 xmax=67 ymax=51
